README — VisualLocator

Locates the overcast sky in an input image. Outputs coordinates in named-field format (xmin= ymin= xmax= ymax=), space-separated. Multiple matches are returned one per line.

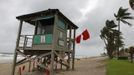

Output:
xmin=0 ymin=0 xmax=134 ymax=56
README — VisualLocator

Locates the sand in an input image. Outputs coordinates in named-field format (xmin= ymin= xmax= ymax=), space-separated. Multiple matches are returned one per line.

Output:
xmin=0 ymin=56 xmax=107 ymax=75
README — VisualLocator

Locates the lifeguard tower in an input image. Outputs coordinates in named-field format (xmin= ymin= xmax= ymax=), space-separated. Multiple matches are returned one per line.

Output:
xmin=11 ymin=9 xmax=78 ymax=75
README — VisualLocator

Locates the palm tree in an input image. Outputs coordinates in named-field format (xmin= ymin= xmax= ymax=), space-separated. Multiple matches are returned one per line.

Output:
xmin=114 ymin=7 xmax=133 ymax=58
xmin=100 ymin=20 xmax=119 ymax=59
xmin=114 ymin=30 xmax=124 ymax=52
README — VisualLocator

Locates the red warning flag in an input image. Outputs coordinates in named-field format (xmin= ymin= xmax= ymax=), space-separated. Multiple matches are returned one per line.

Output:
xmin=82 ymin=29 xmax=90 ymax=40
xmin=75 ymin=35 xmax=81 ymax=43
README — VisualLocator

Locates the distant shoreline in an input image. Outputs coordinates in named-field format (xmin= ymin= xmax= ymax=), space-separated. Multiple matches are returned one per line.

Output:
xmin=0 ymin=52 xmax=14 ymax=54
xmin=0 ymin=53 xmax=102 ymax=64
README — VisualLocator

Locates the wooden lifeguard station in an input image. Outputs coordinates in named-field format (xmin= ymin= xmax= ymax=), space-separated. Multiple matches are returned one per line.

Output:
xmin=11 ymin=9 xmax=78 ymax=75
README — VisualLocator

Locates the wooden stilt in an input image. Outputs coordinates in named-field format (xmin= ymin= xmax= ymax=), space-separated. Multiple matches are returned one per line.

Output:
xmin=56 ymin=57 xmax=58 ymax=70
xmin=60 ymin=60 xmax=63 ymax=70
xmin=54 ymin=56 xmax=58 ymax=70
xmin=72 ymin=29 xmax=76 ymax=70
xmin=18 ymin=67 xmax=22 ymax=75
xmin=32 ymin=61 xmax=35 ymax=71
xmin=50 ymin=51 xmax=54 ymax=75
xmin=28 ymin=61 xmax=31 ymax=72
xmin=12 ymin=52 xmax=18 ymax=75
xmin=67 ymin=52 xmax=70 ymax=70
xmin=11 ymin=20 xmax=23 ymax=75
xmin=68 ymin=26 xmax=72 ymax=70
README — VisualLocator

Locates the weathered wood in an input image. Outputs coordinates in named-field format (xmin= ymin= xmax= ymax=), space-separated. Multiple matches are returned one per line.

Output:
xmin=34 ymin=21 xmax=38 ymax=35
xmin=72 ymin=29 xmax=76 ymax=70
xmin=60 ymin=59 xmax=63 ymax=70
xmin=67 ymin=53 xmax=70 ymax=70
xmin=16 ymin=50 xmax=27 ymax=57
xmin=50 ymin=51 xmax=55 ymax=75
xmin=54 ymin=51 xmax=68 ymax=66
xmin=55 ymin=57 xmax=58 ymax=70
xmin=16 ymin=58 xmax=27 ymax=65
xmin=23 ymin=35 xmax=26 ymax=49
xmin=16 ymin=52 xmax=52 ymax=66
xmin=13 ymin=9 xmax=78 ymax=75
xmin=69 ymin=26 xmax=72 ymax=50
xmin=67 ymin=26 xmax=72 ymax=70
xmin=37 ymin=63 xmax=48 ymax=70
xmin=24 ymin=36 xmax=28 ymax=48
xmin=37 ymin=52 xmax=52 ymax=58
xmin=28 ymin=61 xmax=31 ymax=72
xmin=11 ymin=20 xmax=23 ymax=75
xmin=16 ymin=55 xmax=32 ymax=66
xmin=57 ymin=60 xmax=69 ymax=67
xmin=49 ymin=13 xmax=59 ymax=75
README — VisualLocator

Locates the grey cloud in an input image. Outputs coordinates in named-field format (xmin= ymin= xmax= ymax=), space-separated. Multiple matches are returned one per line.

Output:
xmin=0 ymin=0 xmax=134 ymax=56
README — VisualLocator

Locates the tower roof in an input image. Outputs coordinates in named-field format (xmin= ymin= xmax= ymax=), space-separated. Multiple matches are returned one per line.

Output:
xmin=16 ymin=9 xmax=78 ymax=29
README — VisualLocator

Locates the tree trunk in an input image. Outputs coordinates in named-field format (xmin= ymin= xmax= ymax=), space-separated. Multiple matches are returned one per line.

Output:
xmin=107 ymin=42 xmax=113 ymax=59
xmin=117 ymin=20 xmax=120 ymax=59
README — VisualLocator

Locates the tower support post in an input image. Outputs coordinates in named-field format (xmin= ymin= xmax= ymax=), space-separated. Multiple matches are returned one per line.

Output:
xmin=72 ymin=29 xmax=76 ymax=70
xmin=11 ymin=20 xmax=23 ymax=75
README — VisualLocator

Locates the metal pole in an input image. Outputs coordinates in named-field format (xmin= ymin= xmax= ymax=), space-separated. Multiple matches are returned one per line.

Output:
xmin=11 ymin=20 xmax=23 ymax=75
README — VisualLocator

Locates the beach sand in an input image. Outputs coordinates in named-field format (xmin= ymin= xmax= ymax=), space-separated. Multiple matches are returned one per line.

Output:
xmin=0 ymin=56 xmax=107 ymax=75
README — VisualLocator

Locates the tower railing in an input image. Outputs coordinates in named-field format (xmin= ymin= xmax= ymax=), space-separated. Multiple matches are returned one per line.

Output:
xmin=19 ymin=35 xmax=33 ymax=48
xmin=18 ymin=34 xmax=53 ymax=49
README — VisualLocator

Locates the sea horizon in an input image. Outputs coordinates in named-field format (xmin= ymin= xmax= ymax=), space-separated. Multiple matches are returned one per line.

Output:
xmin=0 ymin=52 xmax=100 ymax=63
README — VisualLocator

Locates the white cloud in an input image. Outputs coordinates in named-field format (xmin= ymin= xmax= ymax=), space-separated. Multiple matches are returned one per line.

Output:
xmin=76 ymin=0 xmax=99 ymax=24
xmin=80 ymin=0 xmax=99 ymax=16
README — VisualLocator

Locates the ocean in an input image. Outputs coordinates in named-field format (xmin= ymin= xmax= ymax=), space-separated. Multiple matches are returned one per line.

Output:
xmin=0 ymin=53 xmax=90 ymax=63
xmin=0 ymin=53 xmax=24 ymax=63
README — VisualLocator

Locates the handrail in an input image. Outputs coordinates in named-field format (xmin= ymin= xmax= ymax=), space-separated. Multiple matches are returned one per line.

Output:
xmin=19 ymin=34 xmax=50 ymax=48
xmin=20 ymin=34 xmax=51 ymax=36
xmin=19 ymin=35 xmax=34 ymax=48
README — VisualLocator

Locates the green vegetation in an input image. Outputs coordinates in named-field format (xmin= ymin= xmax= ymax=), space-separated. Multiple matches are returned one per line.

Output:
xmin=100 ymin=20 xmax=121 ymax=59
xmin=100 ymin=7 xmax=133 ymax=59
xmin=107 ymin=59 xmax=134 ymax=75
xmin=114 ymin=7 xmax=134 ymax=58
